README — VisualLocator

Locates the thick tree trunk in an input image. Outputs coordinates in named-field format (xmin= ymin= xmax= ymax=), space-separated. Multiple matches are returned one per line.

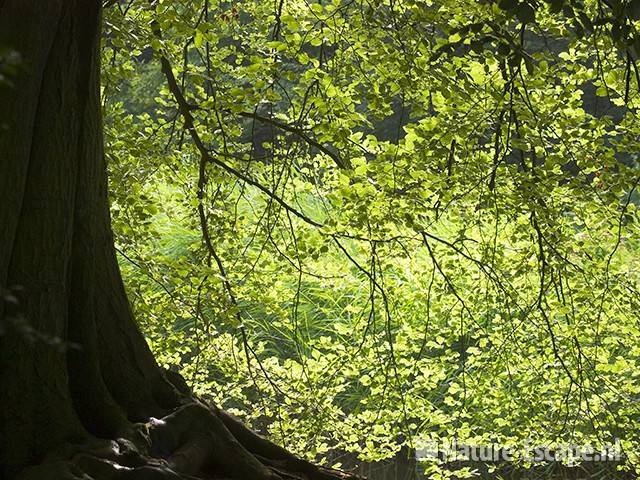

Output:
xmin=0 ymin=0 xmax=178 ymax=473
xmin=0 ymin=3 xmax=358 ymax=480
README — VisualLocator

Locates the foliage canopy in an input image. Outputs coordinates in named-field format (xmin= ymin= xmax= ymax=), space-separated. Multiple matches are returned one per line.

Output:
xmin=103 ymin=0 xmax=640 ymax=476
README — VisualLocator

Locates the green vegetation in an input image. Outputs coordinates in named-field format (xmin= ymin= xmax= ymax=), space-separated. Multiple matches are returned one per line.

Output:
xmin=102 ymin=0 xmax=640 ymax=477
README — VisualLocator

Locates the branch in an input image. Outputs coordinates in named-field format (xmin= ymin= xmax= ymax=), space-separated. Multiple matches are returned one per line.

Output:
xmin=236 ymin=110 xmax=351 ymax=169
xmin=156 ymin=50 xmax=323 ymax=228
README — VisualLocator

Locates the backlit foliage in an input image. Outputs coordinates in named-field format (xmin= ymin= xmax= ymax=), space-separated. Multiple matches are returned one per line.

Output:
xmin=103 ymin=0 xmax=640 ymax=476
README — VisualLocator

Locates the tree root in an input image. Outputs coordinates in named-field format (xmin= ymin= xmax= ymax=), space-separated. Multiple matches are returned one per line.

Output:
xmin=16 ymin=400 xmax=363 ymax=480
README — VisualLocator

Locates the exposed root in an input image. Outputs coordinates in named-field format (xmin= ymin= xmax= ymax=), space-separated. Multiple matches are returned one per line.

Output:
xmin=217 ymin=409 xmax=357 ymax=480
xmin=16 ymin=401 xmax=363 ymax=480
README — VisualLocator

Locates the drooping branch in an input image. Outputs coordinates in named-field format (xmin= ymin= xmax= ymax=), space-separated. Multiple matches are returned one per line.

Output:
xmin=156 ymin=50 xmax=324 ymax=229
xmin=235 ymin=110 xmax=351 ymax=169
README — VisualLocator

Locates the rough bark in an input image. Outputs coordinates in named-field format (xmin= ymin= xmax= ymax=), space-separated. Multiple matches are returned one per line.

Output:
xmin=0 ymin=2 xmax=361 ymax=480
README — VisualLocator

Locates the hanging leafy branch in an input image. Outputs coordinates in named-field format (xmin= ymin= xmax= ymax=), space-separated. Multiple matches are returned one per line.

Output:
xmin=103 ymin=0 xmax=640 ymax=476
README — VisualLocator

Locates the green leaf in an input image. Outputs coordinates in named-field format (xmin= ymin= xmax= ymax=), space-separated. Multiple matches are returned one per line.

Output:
xmin=194 ymin=30 xmax=204 ymax=48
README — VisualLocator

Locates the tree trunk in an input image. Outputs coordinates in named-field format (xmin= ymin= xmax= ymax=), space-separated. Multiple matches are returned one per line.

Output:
xmin=0 ymin=0 xmax=178 ymax=472
xmin=0 ymin=3 xmax=358 ymax=480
